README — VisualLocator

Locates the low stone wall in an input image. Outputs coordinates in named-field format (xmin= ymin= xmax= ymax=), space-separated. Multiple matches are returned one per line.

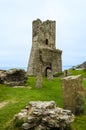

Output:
xmin=14 ymin=101 xmax=74 ymax=130
xmin=62 ymin=75 xmax=85 ymax=115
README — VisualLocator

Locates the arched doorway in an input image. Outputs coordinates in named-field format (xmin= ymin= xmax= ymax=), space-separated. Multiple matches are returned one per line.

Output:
xmin=45 ymin=67 xmax=51 ymax=76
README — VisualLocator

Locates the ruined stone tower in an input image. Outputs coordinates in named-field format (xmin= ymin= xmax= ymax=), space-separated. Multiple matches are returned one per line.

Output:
xmin=27 ymin=19 xmax=62 ymax=76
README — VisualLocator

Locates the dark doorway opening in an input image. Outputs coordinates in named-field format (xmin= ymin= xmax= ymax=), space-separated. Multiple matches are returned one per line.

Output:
xmin=45 ymin=67 xmax=51 ymax=76
xmin=46 ymin=39 xmax=48 ymax=45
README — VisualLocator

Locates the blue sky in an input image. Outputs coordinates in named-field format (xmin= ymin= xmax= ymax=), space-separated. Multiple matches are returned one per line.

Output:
xmin=0 ymin=0 xmax=86 ymax=70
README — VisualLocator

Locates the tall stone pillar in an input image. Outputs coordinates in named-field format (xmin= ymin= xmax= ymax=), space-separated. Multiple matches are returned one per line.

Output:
xmin=36 ymin=71 xmax=42 ymax=88
xmin=62 ymin=75 xmax=85 ymax=115
xmin=35 ymin=49 xmax=43 ymax=88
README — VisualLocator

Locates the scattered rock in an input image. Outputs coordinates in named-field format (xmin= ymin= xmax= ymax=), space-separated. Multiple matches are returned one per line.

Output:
xmin=64 ymin=70 xmax=68 ymax=77
xmin=0 ymin=101 xmax=8 ymax=108
xmin=13 ymin=101 xmax=74 ymax=130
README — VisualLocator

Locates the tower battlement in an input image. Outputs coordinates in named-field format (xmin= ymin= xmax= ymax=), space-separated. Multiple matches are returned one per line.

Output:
xmin=32 ymin=19 xmax=56 ymax=49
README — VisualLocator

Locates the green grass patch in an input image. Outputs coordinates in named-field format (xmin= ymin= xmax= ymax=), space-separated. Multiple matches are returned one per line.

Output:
xmin=69 ymin=69 xmax=86 ymax=78
xmin=0 ymin=70 xmax=86 ymax=130
xmin=0 ymin=77 xmax=63 ymax=130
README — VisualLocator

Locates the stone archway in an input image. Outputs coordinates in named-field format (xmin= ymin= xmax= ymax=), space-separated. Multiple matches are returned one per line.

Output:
xmin=45 ymin=67 xmax=51 ymax=76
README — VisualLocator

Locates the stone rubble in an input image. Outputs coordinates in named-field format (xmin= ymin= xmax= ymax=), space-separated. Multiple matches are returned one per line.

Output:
xmin=0 ymin=68 xmax=27 ymax=86
xmin=14 ymin=101 xmax=74 ymax=130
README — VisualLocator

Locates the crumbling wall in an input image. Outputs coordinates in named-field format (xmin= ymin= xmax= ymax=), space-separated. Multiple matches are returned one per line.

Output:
xmin=0 ymin=69 xmax=27 ymax=86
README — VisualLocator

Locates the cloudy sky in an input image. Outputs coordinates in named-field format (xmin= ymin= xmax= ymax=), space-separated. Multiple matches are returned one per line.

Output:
xmin=0 ymin=0 xmax=86 ymax=70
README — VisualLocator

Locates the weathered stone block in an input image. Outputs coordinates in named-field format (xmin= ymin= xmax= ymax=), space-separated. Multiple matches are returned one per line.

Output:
xmin=62 ymin=75 xmax=85 ymax=115
xmin=36 ymin=72 xmax=42 ymax=88
xmin=47 ymin=69 xmax=53 ymax=80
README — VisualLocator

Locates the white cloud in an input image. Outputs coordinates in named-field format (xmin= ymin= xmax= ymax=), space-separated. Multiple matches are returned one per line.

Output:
xmin=0 ymin=0 xmax=86 ymax=69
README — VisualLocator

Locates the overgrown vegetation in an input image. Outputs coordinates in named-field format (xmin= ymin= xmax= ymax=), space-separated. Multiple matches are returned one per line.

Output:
xmin=69 ymin=69 xmax=86 ymax=78
xmin=0 ymin=69 xmax=86 ymax=130
xmin=53 ymin=72 xmax=64 ymax=77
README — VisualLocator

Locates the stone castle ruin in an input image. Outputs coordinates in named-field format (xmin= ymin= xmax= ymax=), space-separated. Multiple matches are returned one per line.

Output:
xmin=27 ymin=19 xmax=62 ymax=76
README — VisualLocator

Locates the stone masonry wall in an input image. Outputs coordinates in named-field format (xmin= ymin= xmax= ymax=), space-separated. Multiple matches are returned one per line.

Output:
xmin=27 ymin=19 xmax=62 ymax=76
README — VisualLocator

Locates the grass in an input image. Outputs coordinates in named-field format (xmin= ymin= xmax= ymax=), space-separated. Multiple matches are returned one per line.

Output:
xmin=69 ymin=69 xmax=86 ymax=78
xmin=0 ymin=69 xmax=86 ymax=130
xmin=0 ymin=77 xmax=62 ymax=130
